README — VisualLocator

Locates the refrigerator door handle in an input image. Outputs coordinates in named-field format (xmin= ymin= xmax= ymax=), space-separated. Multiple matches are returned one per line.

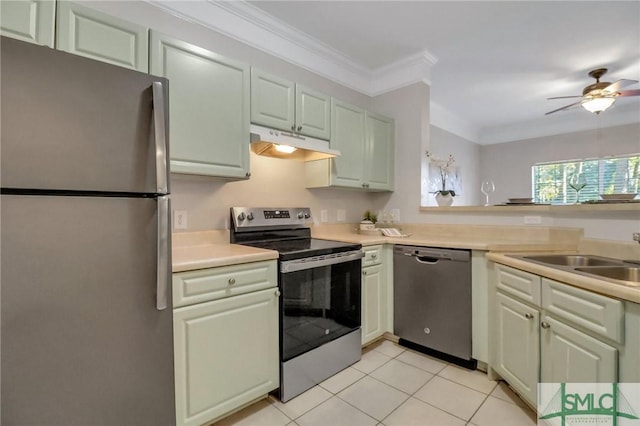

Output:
xmin=157 ymin=195 xmax=171 ymax=310
xmin=152 ymin=81 xmax=169 ymax=194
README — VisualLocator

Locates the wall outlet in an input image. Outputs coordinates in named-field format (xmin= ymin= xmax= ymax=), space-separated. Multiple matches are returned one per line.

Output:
xmin=390 ymin=208 xmax=400 ymax=222
xmin=320 ymin=209 xmax=328 ymax=223
xmin=174 ymin=210 xmax=188 ymax=230
xmin=337 ymin=209 xmax=346 ymax=222
xmin=523 ymin=215 xmax=542 ymax=225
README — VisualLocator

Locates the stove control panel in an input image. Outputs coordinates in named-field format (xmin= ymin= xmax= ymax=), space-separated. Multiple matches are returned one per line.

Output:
xmin=231 ymin=207 xmax=312 ymax=229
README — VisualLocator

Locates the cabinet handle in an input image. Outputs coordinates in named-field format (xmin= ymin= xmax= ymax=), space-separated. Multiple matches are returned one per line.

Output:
xmin=363 ymin=270 xmax=367 ymax=275
xmin=245 ymin=172 xmax=251 ymax=178
xmin=524 ymin=312 xmax=533 ymax=319
xmin=275 ymin=289 xmax=281 ymax=297
xmin=291 ymin=125 xmax=296 ymax=131
xmin=297 ymin=125 xmax=302 ymax=131
xmin=372 ymin=253 xmax=377 ymax=259
xmin=541 ymin=321 xmax=550 ymax=329
xmin=228 ymin=278 xmax=236 ymax=286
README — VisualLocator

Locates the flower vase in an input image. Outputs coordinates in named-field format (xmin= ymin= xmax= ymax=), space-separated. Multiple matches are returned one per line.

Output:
xmin=435 ymin=193 xmax=454 ymax=207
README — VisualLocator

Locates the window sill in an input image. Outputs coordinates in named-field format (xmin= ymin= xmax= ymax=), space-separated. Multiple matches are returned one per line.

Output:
xmin=419 ymin=203 xmax=640 ymax=214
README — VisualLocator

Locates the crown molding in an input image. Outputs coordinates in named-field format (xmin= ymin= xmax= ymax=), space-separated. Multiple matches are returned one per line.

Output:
xmin=146 ymin=0 xmax=436 ymax=97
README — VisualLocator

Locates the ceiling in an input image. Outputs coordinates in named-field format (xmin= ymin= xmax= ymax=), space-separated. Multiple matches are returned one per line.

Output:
xmin=152 ymin=1 xmax=640 ymax=144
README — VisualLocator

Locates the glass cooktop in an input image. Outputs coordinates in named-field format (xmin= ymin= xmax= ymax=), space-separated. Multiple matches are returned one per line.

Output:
xmin=241 ymin=238 xmax=361 ymax=261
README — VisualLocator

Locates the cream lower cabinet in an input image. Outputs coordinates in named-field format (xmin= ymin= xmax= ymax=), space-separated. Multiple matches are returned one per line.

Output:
xmin=361 ymin=245 xmax=392 ymax=345
xmin=495 ymin=291 xmax=540 ymax=405
xmin=173 ymin=260 xmax=279 ymax=426
xmin=491 ymin=264 xmax=621 ymax=408
xmin=540 ymin=314 xmax=617 ymax=383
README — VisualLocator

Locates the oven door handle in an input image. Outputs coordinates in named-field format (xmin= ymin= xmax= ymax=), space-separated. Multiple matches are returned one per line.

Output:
xmin=280 ymin=250 xmax=364 ymax=273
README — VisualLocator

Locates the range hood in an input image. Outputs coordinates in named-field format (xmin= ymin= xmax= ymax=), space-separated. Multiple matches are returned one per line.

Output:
xmin=250 ymin=124 xmax=340 ymax=161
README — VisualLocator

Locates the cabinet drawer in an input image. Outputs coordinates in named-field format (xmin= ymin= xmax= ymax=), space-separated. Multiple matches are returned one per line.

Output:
xmin=363 ymin=245 xmax=383 ymax=267
xmin=542 ymin=278 xmax=624 ymax=343
xmin=496 ymin=264 xmax=541 ymax=306
xmin=173 ymin=260 xmax=277 ymax=308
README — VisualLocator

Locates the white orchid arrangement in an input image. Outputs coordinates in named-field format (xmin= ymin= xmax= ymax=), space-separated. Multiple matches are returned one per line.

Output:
xmin=425 ymin=151 xmax=457 ymax=196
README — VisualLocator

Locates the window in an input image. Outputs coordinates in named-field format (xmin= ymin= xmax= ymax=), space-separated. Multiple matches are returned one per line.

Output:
xmin=532 ymin=154 xmax=640 ymax=204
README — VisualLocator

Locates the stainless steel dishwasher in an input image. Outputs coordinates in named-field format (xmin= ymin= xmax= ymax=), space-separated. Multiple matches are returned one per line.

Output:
xmin=393 ymin=245 xmax=475 ymax=369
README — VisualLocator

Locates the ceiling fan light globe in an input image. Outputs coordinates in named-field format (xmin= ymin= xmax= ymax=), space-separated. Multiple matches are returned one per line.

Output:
xmin=581 ymin=96 xmax=615 ymax=114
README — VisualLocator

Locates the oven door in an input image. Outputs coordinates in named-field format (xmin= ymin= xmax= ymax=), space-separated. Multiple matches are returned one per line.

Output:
xmin=280 ymin=250 xmax=363 ymax=362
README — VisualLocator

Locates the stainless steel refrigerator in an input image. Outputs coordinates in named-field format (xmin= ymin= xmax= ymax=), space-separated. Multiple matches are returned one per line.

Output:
xmin=1 ymin=37 xmax=175 ymax=425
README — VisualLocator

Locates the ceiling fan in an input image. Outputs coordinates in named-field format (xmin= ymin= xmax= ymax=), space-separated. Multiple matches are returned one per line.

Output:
xmin=545 ymin=68 xmax=640 ymax=115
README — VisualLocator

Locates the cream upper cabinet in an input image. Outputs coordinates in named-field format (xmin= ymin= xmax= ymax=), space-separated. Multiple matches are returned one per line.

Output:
xmin=305 ymin=99 xmax=394 ymax=191
xmin=1 ymin=0 xmax=55 ymax=47
xmin=150 ymin=31 xmax=251 ymax=179
xmin=329 ymin=99 xmax=367 ymax=188
xmin=250 ymin=69 xmax=295 ymax=132
xmin=250 ymin=69 xmax=331 ymax=140
xmin=364 ymin=111 xmax=394 ymax=191
xmin=56 ymin=1 xmax=148 ymax=72
xmin=295 ymin=84 xmax=331 ymax=139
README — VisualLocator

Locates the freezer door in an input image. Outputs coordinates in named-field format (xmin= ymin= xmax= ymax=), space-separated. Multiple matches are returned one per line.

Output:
xmin=1 ymin=194 xmax=175 ymax=425
xmin=0 ymin=36 xmax=169 ymax=194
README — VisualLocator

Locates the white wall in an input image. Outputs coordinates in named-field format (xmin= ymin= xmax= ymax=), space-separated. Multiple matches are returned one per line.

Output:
xmin=479 ymin=123 xmax=640 ymax=204
xmin=426 ymin=126 xmax=481 ymax=206
xmin=369 ymin=83 xmax=430 ymax=223
xmin=80 ymin=1 xmax=639 ymax=242
xmin=171 ymin=154 xmax=374 ymax=230
xmin=83 ymin=1 xmax=383 ymax=231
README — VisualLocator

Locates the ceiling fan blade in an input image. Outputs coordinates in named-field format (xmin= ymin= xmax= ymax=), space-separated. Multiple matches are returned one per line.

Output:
xmin=545 ymin=100 xmax=583 ymax=115
xmin=547 ymin=95 xmax=582 ymax=100
xmin=617 ymin=88 xmax=640 ymax=97
xmin=604 ymin=79 xmax=638 ymax=93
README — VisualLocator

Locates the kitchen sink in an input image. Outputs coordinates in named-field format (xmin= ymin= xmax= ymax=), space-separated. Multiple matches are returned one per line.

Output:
xmin=509 ymin=254 xmax=640 ymax=287
xmin=520 ymin=254 xmax=624 ymax=267
xmin=574 ymin=267 xmax=640 ymax=286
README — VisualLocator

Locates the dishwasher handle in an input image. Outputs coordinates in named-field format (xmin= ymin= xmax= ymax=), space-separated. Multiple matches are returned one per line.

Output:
xmin=414 ymin=255 xmax=442 ymax=264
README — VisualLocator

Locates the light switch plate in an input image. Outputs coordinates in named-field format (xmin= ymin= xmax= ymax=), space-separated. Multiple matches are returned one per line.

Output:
xmin=320 ymin=210 xmax=328 ymax=223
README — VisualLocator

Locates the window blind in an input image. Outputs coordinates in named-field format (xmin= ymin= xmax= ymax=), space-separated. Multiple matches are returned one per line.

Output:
xmin=532 ymin=154 xmax=640 ymax=204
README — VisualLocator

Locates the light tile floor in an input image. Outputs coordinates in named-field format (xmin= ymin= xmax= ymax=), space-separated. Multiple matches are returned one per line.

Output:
xmin=214 ymin=339 xmax=537 ymax=426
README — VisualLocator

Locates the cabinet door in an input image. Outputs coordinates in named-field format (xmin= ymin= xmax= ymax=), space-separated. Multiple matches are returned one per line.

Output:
xmin=496 ymin=292 xmax=539 ymax=406
xmin=150 ymin=31 xmax=250 ymax=179
xmin=56 ymin=1 xmax=148 ymax=72
xmin=362 ymin=264 xmax=384 ymax=345
xmin=1 ymin=0 xmax=55 ymax=47
xmin=365 ymin=111 xmax=394 ymax=191
xmin=330 ymin=99 xmax=366 ymax=188
xmin=541 ymin=315 xmax=617 ymax=383
xmin=295 ymin=85 xmax=330 ymax=140
xmin=173 ymin=288 xmax=280 ymax=426
xmin=250 ymin=69 xmax=295 ymax=131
